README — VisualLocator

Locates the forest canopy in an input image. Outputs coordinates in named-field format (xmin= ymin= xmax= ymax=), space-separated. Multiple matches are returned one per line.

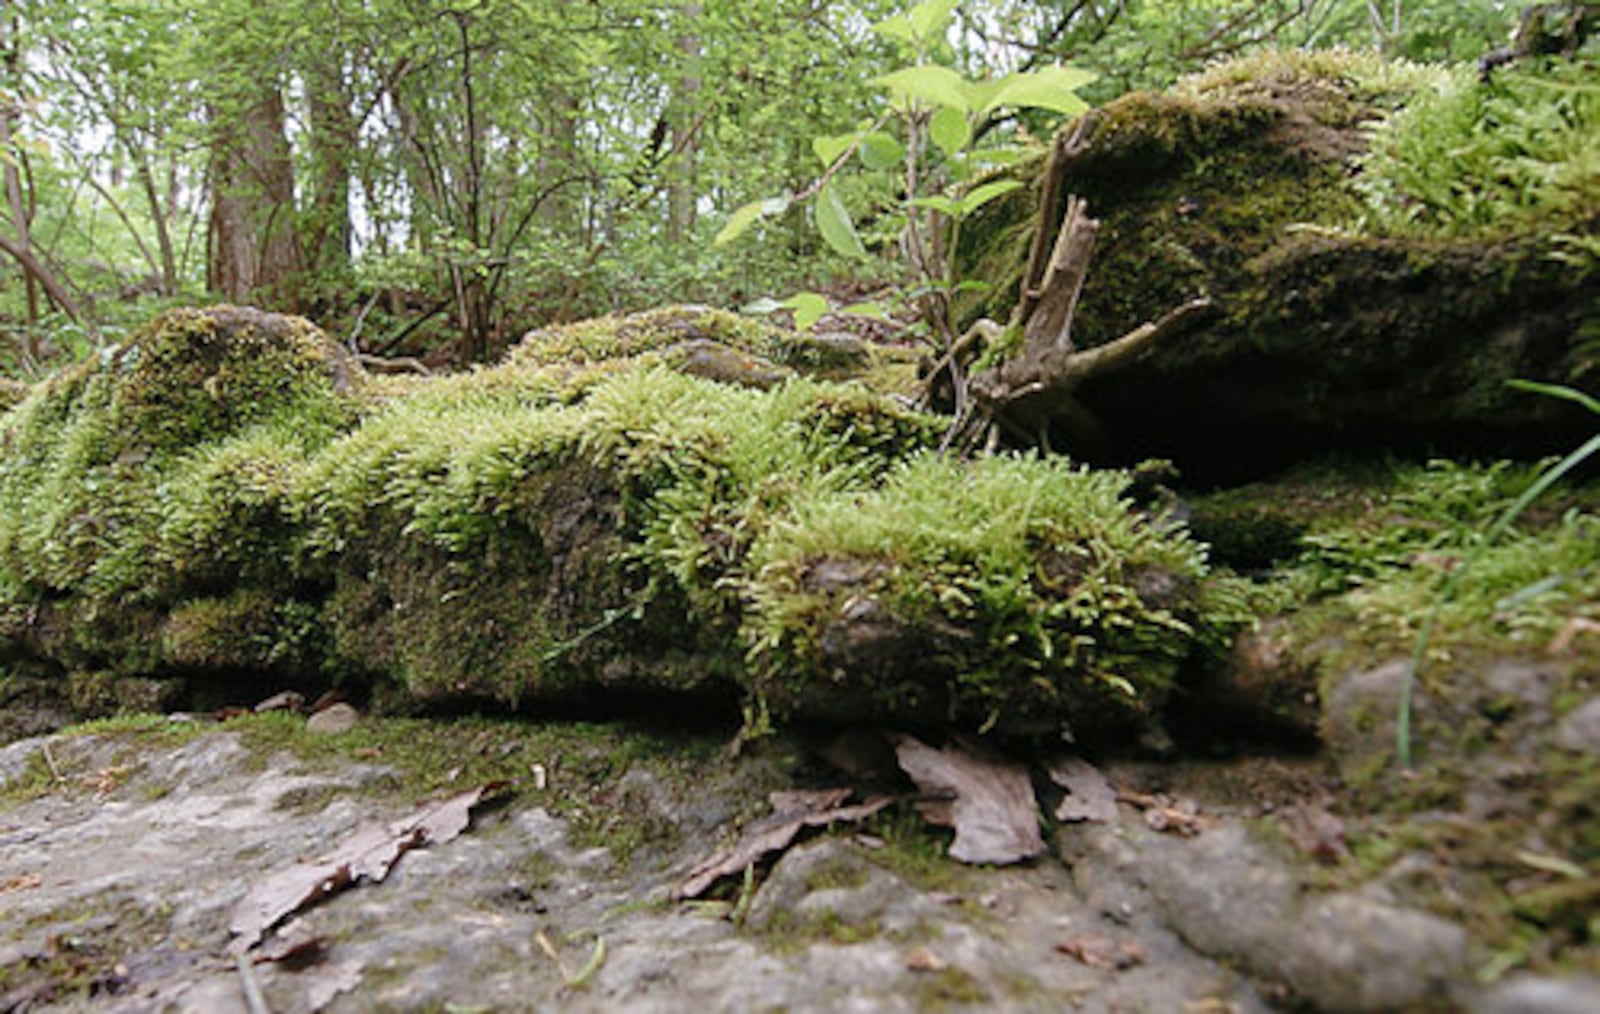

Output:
xmin=0 ymin=0 xmax=1534 ymax=374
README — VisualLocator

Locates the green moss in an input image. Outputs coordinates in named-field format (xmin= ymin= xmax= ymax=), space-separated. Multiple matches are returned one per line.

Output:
xmin=1 ymin=302 xmax=1238 ymax=741
xmin=0 ymin=377 xmax=28 ymax=413
xmin=746 ymin=453 xmax=1218 ymax=735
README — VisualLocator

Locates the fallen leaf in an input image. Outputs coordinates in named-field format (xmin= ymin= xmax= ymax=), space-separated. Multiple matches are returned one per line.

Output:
xmin=893 ymin=736 xmax=1044 ymax=865
xmin=1047 ymin=756 xmax=1119 ymax=824
xmin=1549 ymin=616 xmax=1600 ymax=655
xmin=1055 ymin=934 xmax=1145 ymax=970
xmin=1282 ymin=803 xmax=1347 ymax=864
xmin=1 ymin=873 xmax=42 ymax=894
xmin=904 ymin=946 xmax=948 ymax=972
xmin=1118 ymin=789 xmax=1204 ymax=836
xmin=229 ymin=783 xmax=505 ymax=953
xmin=673 ymin=788 xmax=895 ymax=899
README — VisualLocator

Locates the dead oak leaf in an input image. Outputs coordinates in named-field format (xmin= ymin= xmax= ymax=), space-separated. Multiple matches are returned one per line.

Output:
xmin=673 ymin=788 xmax=894 ymax=900
xmin=228 ymin=782 xmax=506 ymax=953
xmin=1047 ymin=756 xmax=1118 ymax=824
xmin=893 ymin=735 xmax=1044 ymax=865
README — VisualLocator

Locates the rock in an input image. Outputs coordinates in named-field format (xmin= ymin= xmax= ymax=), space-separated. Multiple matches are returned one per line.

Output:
xmin=1107 ymin=822 xmax=1467 ymax=1010
xmin=1553 ymin=696 xmax=1600 ymax=753
xmin=746 ymin=837 xmax=935 ymax=933
xmin=1471 ymin=973 xmax=1600 ymax=1013
xmin=306 ymin=702 xmax=360 ymax=734
xmin=1322 ymin=658 xmax=1419 ymax=780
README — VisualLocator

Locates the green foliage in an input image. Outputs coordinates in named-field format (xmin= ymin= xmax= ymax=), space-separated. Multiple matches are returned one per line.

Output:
xmin=1352 ymin=63 xmax=1600 ymax=244
xmin=0 ymin=306 xmax=1231 ymax=739
xmin=746 ymin=452 xmax=1213 ymax=726
xmin=1262 ymin=457 xmax=1600 ymax=681
xmin=719 ymin=0 xmax=1096 ymax=345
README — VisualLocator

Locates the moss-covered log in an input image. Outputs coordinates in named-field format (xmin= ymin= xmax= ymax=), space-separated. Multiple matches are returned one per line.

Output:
xmin=0 ymin=304 xmax=1243 ymax=742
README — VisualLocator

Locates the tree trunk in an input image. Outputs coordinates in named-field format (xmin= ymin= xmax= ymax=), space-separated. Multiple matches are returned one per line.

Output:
xmin=207 ymin=90 xmax=304 ymax=310
xmin=305 ymin=57 xmax=356 ymax=289
xmin=665 ymin=3 xmax=703 ymax=246
xmin=1 ymin=8 xmax=39 ymax=339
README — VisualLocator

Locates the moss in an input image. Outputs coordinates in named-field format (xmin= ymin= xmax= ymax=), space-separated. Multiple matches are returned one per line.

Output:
xmin=0 ymin=377 xmax=28 ymax=414
xmin=1 ymin=302 xmax=1237 ymax=741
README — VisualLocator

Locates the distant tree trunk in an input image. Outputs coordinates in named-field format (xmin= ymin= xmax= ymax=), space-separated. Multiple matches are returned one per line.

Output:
xmin=207 ymin=89 xmax=304 ymax=311
xmin=666 ymin=3 xmax=702 ymax=246
xmin=305 ymin=57 xmax=356 ymax=292
xmin=1 ymin=8 xmax=39 ymax=337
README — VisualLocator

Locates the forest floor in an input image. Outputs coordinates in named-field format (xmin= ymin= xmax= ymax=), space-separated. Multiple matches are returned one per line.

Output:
xmin=4 ymin=455 xmax=1599 ymax=1014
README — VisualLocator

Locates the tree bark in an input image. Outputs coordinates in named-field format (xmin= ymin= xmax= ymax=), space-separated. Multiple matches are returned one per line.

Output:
xmin=207 ymin=90 xmax=305 ymax=310
xmin=666 ymin=3 xmax=703 ymax=246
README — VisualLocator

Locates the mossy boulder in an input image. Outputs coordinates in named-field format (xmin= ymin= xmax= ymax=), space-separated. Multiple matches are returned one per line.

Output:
xmin=0 ymin=304 xmax=1239 ymax=742
xmin=959 ymin=51 xmax=1598 ymax=482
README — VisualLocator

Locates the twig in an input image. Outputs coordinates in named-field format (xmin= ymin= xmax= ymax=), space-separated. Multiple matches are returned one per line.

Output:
xmin=235 ymin=955 xmax=271 ymax=1014
xmin=41 ymin=742 xmax=63 ymax=782
xmin=535 ymin=928 xmax=573 ymax=982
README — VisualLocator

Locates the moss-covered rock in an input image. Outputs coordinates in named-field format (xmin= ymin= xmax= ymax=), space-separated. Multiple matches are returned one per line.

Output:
xmin=958 ymin=51 xmax=1598 ymax=482
xmin=0 ymin=304 xmax=1238 ymax=743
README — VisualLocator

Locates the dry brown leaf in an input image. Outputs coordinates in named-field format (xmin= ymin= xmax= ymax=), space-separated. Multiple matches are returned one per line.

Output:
xmin=1282 ymin=803 xmax=1347 ymax=864
xmin=893 ymin=736 xmax=1044 ymax=865
xmin=1055 ymin=934 xmax=1145 ymax=970
xmin=228 ymin=783 xmax=504 ymax=953
xmin=904 ymin=947 xmax=948 ymax=972
xmin=1 ymin=873 xmax=42 ymax=894
xmin=1549 ymin=616 xmax=1600 ymax=655
xmin=1118 ymin=789 xmax=1204 ymax=836
xmin=1047 ymin=756 xmax=1119 ymax=824
xmin=673 ymin=788 xmax=894 ymax=900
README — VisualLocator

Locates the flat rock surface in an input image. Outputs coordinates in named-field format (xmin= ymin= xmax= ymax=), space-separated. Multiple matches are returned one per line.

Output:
xmin=0 ymin=720 xmax=1582 ymax=1012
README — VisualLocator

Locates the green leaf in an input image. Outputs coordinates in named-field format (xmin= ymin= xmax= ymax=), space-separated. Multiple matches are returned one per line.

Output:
xmin=713 ymin=196 xmax=790 ymax=247
xmin=909 ymin=195 xmax=962 ymax=216
xmin=981 ymin=67 xmax=1098 ymax=116
xmin=840 ymin=301 xmax=890 ymax=320
xmin=815 ymin=185 xmax=867 ymax=258
xmin=929 ymin=106 xmax=971 ymax=156
xmin=782 ymin=292 xmax=829 ymax=331
xmin=872 ymin=13 xmax=916 ymax=45
xmin=813 ymin=133 xmax=854 ymax=168
xmin=742 ymin=297 xmax=785 ymax=315
xmin=875 ymin=65 xmax=972 ymax=112
xmin=908 ymin=0 xmax=957 ymax=43
xmin=959 ymin=179 xmax=1024 ymax=215
xmin=858 ymin=132 xmax=905 ymax=170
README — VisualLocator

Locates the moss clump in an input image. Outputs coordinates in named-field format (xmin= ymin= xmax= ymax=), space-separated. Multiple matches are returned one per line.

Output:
xmin=0 ymin=302 xmax=1236 ymax=741
xmin=746 ymin=454 xmax=1213 ymax=735
xmin=0 ymin=307 xmax=359 ymax=682
xmin=0 ymin=378 xmax=28 ymax=414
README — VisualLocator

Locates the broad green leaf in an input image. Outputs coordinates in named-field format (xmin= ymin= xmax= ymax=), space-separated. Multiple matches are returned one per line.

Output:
xmin=969 ymin=147 xmax=1028 ymax=168
xmin=815 ymin=185 xmax=867 ymax=258
xmin=929 ymin=106 xmax=971 ymax=156
xmin=840 ymin=301 xmax=890 ymax=320
xmin=875 ymin=65 xmax=972 ymax=113
xmin=742 ymin=297 xmax=785 ymax=315
xmin=782 ymin=292 xmax=829 ymax=331
xmin=713 ymin=195 xmax=790 ymax=247
xmin=909 ymin=195 xmax=962 ymax=216
xmin=959 ymin=179 xmax=1024 ymax=215
xmin=813 ymin=133 xmax=854 ymax=168
xmin=872 ymin=13 xmax=916 ymax=45
xmin=908 ymin=0 xmax=957 ymax=43
xmin=859 ymin=132 xmax=905 ymax=170
xmin=961 ymin=77 xmax=1009 ymax=114
xmin=982 ymin=67 xmax=1098 ymax=116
